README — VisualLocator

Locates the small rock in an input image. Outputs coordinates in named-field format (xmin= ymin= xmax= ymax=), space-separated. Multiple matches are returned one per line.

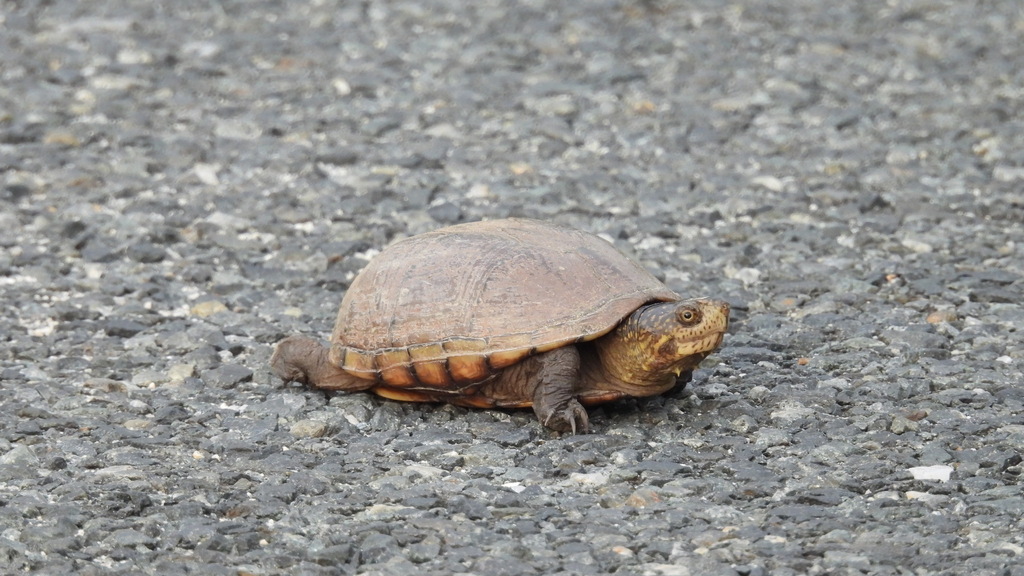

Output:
xmin=730 ymin=415 xmax=758 ymax=434
xmin=906 ymin=491 xmax=948 ymax=505
xmin=993 ymin=166 xmax=1024 ymax=181
xmin=748 ymin=385 xmax=771 ymax=402
xmin=624 ymin=488 xmax=662 ymax=508
xmin=84 ymin=378 xmax=129 ymax=393
xmin=427 ymin=201 xmax=461 ymax=224
xmin=316 ymin=148 xmax=360 ymax=166
xmin=926 ymin=310 xmax=957 ymax=324
xmin=107 ymin=528 xmax=156 ymax=548
xmin=840 ymin=337 xmax=885 ymax=350
xmin=908 ymin=465 xmax=953 ymax=482
xmin=525 ymin=94 xmax=577 ymax=116
xmin=406 ymin=535 xmax=441 ymax=563
xmin=191 ymin=163 xmax=220 ymax=185
xmin=890 ymin=415 xmax=919 ymax=434
xmin=403 ymin=464 xmax=445 ymax=481
xmin=168 ymin=363 xmax=197 ymax=381
xmin=446 ymin=495 xmax=491 ymax=520
xmin=153 ymin=405 xmax=191 ymax=424
xmin=290 ymin=420 xmax=329 ymax=438
xmin=824 ymin=550 xmax=871 ymax=571
xmin=80 ymin=237 xmax=120 ymax=263
xmin=356 ymin=504 xmax=410 ymax=521
xmin=191 ymin=300 xmax=229 ymax=317
xmin=43 ymin=131 xmax=81 ymax=147
xmin=728 ymin=267 xmax=762 ymax=285
xmin=123 ymin=419 xmax=153 ymax=430
xmin=509 ymin=162 xmax=533 ymax=175
xmin=358 ymin=532 xmax=399 ymax=564
xmin=362 ymin=114 xmax=403 ymax=136
xmin=203 ymin=364 xmax=254 ymax=388
xmin=901 ymin=238 xmax=933 ymax=253
xmin=769 ymin=401 xmax=817 ymax=424
xmin=205 ymin=211 xmax=249 ymax=231
xmin=754 ymin=428 xmax=792 ymax=449
xmin=885 ymin=145 xmax=920 ymax=165
xmin=104 ymin=318 xmax=149 ymax=338
xmin=126 ymin=242 xmax=166 ymax=263
xmin=751 ymin=175 xmax=785 ymax=192
xmin=639 ymin=563 xmax=692 ymax=576
xmin=214 ymin=119 xmax=262 ymax=140
xmin=473 ymin=554 xmax=539 ymax=576
xmin=132 ymin=369 xmax=171 ymax=386
xmin=331 ymin=77 xmax=352 ymax=95
xmin=820 ymin=378 xmax=852 ymax=391
xmin=712 ymin=91 xmax=770 ymax=111
xmin=568 ymin=470 xmax=610 ymax=486
xmin=310 ymin=544 xmax=354 ymax=566
xmin=0 ymin=444 xmax=39 ymax=481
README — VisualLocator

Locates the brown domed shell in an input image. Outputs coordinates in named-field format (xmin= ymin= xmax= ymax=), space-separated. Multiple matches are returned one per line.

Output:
xmin=328 ymin=218 xmax=679 ymax=388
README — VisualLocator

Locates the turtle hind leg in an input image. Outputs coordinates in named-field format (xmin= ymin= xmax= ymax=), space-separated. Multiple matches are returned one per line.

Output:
xmin=271 ymin=335 xmax=374 ymax=391
xmin=529 ymin=346 xmax=590 ymax=434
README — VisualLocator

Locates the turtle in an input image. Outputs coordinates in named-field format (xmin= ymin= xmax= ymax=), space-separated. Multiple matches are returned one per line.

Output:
xmin=271 ymin=218 xmax=729 ymax=433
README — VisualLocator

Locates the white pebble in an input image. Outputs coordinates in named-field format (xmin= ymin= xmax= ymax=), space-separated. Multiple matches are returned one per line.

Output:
xmin=908 ymin=465 xmax=953 ymax=482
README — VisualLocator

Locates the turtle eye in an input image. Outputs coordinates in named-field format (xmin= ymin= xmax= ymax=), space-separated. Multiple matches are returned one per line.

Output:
xmin=677 ymin=307 xmax=701 ymax=324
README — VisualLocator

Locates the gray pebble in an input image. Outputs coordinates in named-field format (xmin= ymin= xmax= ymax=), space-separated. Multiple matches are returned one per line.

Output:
xmin=426 ymin=201 xmax=461 ymax=224
xmin=0 ymin=445 xmax=39 ymax=481
xmin=290 ymin=419 xmax=329 ymax=438
xmin=202 ymin=364 xmax=254 ymax=388
xmin=406 ymin=535 xmax=441 ymax=564
xmin=358 ymin=532 xmax=400 ymax=565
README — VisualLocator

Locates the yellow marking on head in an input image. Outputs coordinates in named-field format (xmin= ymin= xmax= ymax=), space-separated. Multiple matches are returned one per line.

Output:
xmin=594 ymin=298 xmax=729 ymax=391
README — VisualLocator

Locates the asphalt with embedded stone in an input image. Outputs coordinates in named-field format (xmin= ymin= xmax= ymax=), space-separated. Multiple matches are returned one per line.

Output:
xmin=2 ymin=1 xmax=1023 ymax=575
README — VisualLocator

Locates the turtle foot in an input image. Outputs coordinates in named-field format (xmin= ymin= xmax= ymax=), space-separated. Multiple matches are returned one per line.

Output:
xmin=540 ymin=399 xmax=590 ymax=434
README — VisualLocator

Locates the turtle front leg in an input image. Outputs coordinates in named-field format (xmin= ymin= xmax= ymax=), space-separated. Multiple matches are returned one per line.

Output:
xmin=271 ymin=335 xmax=375 ymax=391
xmin=530 ymin=346 xmax=590 ymax=434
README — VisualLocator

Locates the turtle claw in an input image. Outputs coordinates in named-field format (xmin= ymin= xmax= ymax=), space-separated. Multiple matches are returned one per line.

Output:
xmin=542 ymin=399 xmax=590 ymax=434
xmin=525 ymin=346 xmax=588 ymax=433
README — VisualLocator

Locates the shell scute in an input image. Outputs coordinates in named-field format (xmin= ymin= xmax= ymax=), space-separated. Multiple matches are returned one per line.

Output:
xmin=408 ymin=343 xmax=452 ymax=386
xmin=376 ymin=349 xmax=416 ymax=387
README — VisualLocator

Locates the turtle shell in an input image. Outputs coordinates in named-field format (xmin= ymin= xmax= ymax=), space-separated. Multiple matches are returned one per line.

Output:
xmin=328 ymin=218 xmax=679 ymax=389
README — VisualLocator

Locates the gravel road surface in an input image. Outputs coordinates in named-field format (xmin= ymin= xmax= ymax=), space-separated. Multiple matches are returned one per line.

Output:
xmin=2 ymin=1 xmax=1023 ymax=574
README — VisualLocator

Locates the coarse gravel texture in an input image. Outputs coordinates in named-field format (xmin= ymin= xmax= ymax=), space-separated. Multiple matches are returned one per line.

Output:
xmin=2 ymin=0 xmax=1023 ymax=575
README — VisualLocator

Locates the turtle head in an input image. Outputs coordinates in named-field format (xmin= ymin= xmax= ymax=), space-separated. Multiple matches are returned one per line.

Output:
xmin=595 ymin=298 xmax=729 ymax=394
